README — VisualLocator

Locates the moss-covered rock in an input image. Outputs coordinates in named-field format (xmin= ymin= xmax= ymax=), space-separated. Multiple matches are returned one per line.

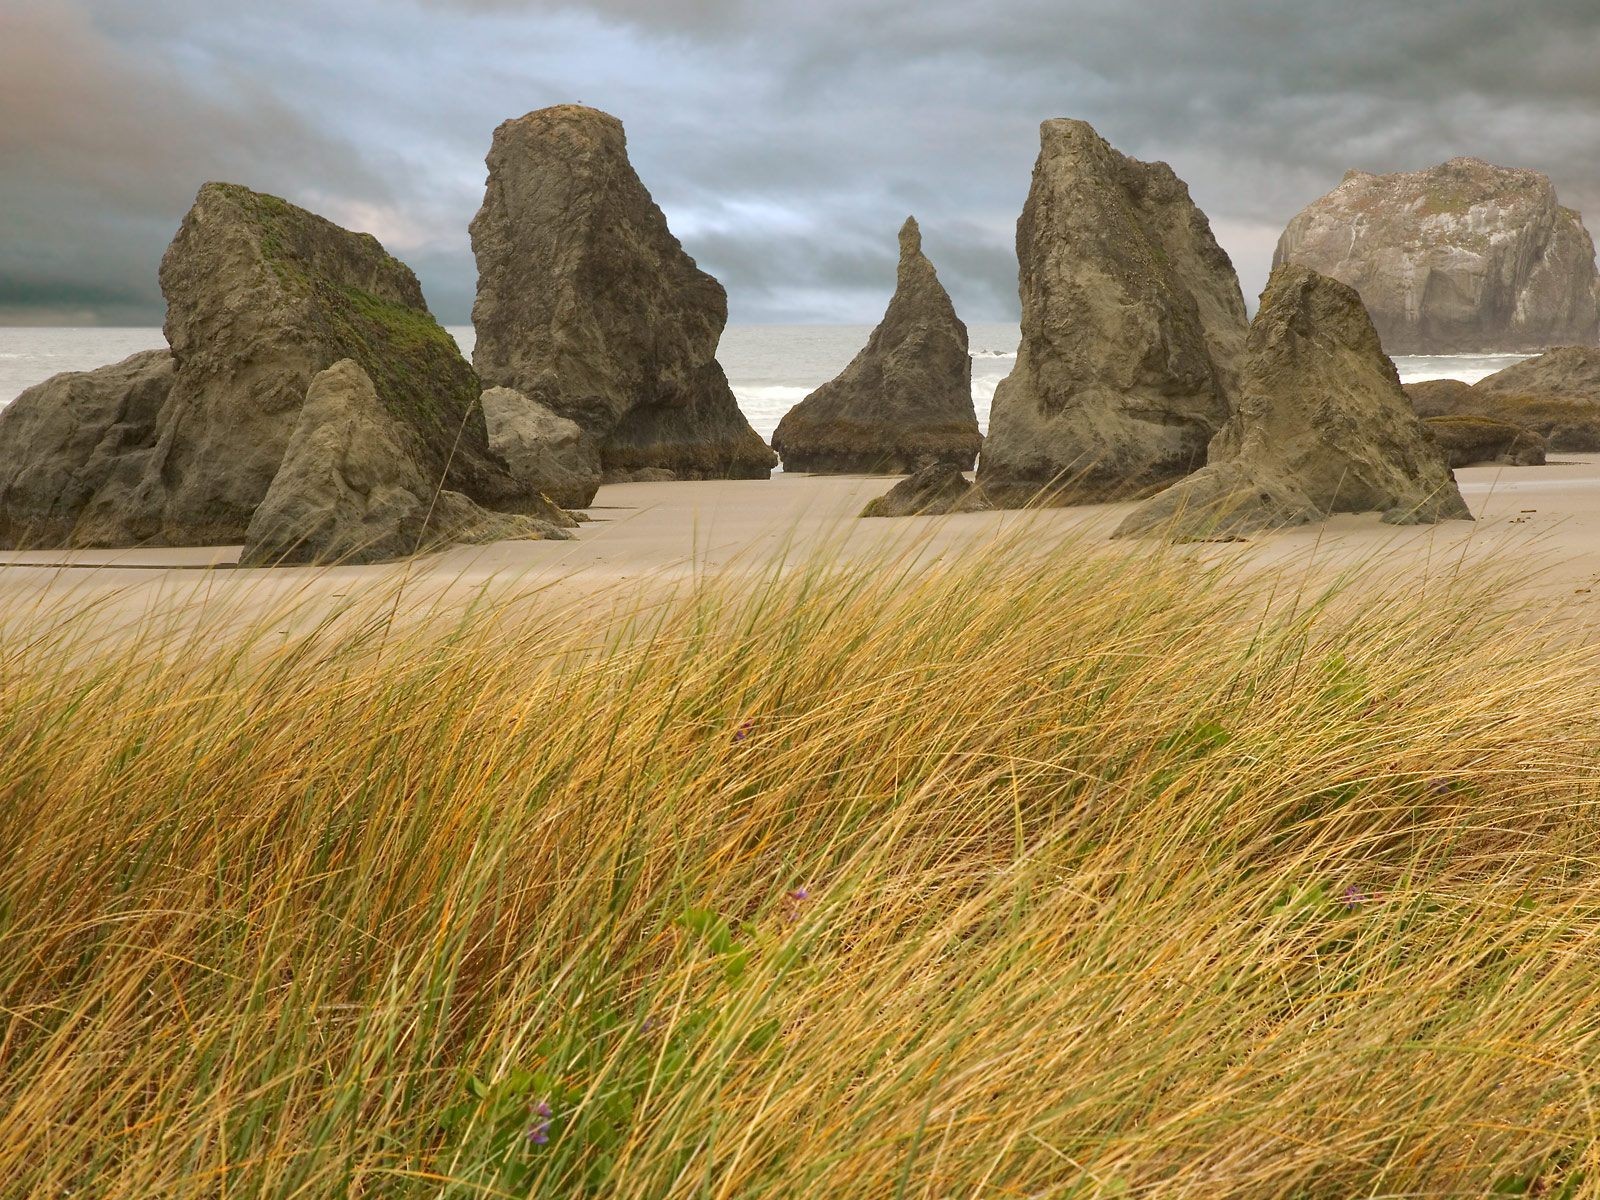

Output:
xmin=1424 ymin=416 xmax=1546 ymax=467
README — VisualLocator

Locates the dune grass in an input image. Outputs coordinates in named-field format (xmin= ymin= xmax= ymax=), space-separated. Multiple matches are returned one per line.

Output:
xmin=3 ymin=539 xmax=1600 ymax=1198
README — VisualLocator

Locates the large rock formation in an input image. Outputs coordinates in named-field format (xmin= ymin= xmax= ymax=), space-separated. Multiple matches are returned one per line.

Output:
xmin=242 ymin=361 xmax=570 ymax=566
xmin=0 ymin=350 xmax=174 ymax=547
xmin=1275 ymin=158 xmax=1600 ymax=354
xmin=481 ymin=383 xmax=602 ymax=508
xmin=860 ymin=463 xmax=991 ymax=518
xmin=772 ymin=217 xmax=980 ymax=474
xmin=1406 ymin=350 xmax=1600 ymax=451
xmin=470 ymin=105 xmax=775 ymax=481
xmin=0 ymin=183 xmax=536 ymax=551
xmin=978 ymin=119 xmax=1249 ymax=507
xmin=1113 ymin=266 xmax=1472 ymax=540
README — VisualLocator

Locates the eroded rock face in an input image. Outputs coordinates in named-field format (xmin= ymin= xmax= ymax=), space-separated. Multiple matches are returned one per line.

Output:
xmin=1113 ymin=266 xmax=1471 ymax=540
xmin=0 ymin=350 xmax=173 ymax=547
xmin=978 ymin=119 xmax=1249 ymax=507
xmin=1424 ymin=416 xmax=1546 ymax=467
xmin=1275 ymin=158 xmax=1600 ymax=354
xmin=773 ymin=217 xmax=979 ymax=474
xmin=0 ymin=183 xmax=531 ymax=551
xmin=859 ymin=463 xmax=991 ymax=518
xmin=482 ymin=382 xmax=601 ymax=508
xmin=470 ymin=105 xmax=775 ymax=480
xmin=241 ymin=361 xmax=571 ymax=566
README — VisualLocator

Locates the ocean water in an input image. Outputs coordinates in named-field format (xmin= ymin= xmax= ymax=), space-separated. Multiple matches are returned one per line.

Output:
xmin=0 ymin=325 xmax=1532 ymax=445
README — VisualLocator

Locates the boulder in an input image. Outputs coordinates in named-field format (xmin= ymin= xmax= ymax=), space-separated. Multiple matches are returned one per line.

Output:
xmin=1404 ymin=378 xmax=1480 ymax=418
xmin=1275 ymin=158 xmax=1600 ymax=354
xmin=1113 ymin=266 xmax=1472 ymax=540
xmin=1475 ymin=346 xmax=1600 ymax=402
xmin=1423 ymin=416 xmax=1546 ymax=467
xmin=978 ymin=119 xmax=1249 ymax=507
xmin=469 ymin=105 xmax=775 ymax=480
xmin=1408 ymin=351 xmax=1600 ymax=451
xmin=481 ymin=382 xmax=602 ymax=508
xmin=772 ymin=217 xmax=980 ymax=473
xmin=860 ymin=464 xmax=991 ymax=518
xmin=0 ymin=350 xmax=173 ymax=547
xmin=241 ymin=361 xmax=571 ymax=566
xmin=0 ymin=183 xmax=534 ymax=551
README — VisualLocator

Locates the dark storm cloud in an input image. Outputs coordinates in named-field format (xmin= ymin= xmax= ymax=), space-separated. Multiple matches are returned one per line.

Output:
xmin=3 ymin=0 xmax=1599 ymax=325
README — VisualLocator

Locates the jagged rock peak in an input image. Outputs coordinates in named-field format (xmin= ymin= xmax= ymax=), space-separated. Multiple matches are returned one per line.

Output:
xmin=1113 ymin=265 xmax=1472 ymax=540
xmin=772 ymin=214 xmax=979 ymax=474
xmin=978 ymin=118 xmax=1249 ymax=506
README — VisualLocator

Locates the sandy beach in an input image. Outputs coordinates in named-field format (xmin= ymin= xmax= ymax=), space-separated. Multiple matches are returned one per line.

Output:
xmin=4 ymin=460 xmax=1600 ymax=639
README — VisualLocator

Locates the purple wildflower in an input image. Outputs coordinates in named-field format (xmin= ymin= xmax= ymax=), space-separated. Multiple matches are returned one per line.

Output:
xmin=527 ymin=1100 xmax=553 ymax=1145
xmin=1341 ymin=883 xmax=1369 ymax=909
xmin=787 ymin=887 xmax=810 ymax=902
xmin=732 ymin=718 xmax=756 ymax=743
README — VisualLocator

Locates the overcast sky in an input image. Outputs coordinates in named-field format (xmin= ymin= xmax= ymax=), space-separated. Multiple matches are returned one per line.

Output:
xmin=4 ymin=0 xmax=1600 ymax=326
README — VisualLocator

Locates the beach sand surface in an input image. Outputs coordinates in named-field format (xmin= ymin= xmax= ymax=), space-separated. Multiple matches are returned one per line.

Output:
xmin=3 ymin=460 xmax=1599 ymax=640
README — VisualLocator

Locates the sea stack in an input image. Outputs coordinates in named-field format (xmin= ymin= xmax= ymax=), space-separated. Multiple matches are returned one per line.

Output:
xmin=1275 ymin=158 xmax=1600 ymax=353
xmin=1113 ymin=266 xmax=1472 ymax=540
xmin=772 ymin=217 xmax=980 ymax=474
xmin=0 ymin=183 xmax=540 ymax=554
xmin=978 ymin=119 xmax=1248 ymax=506
xmin=469 ymin=104 xmax=776 ymax=482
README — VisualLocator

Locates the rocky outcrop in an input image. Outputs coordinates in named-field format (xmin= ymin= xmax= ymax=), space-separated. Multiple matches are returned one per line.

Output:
xmin=978 ymin=119 xmax=1249 ymax=507
xmin=1423 ymin=416 xmax=1546 ymax=467
xmin=1275 ymin=158 xmax=1600 ymax=354
xmin=1404 ymin=379 xmax=1480 ymax=418
xmin=772 ymin=218 xmax=979 ymax=473
xmin=0 ymin=350 xmax=173 ymax=547
xmin=481 ymin=383 xmax=601 ymax=508
xmin=1113 ymin=266 xmax=1471 ymax=540
xmin=1405 ymin=350 xmax=1600 ymax=451
xmin=1475 ymin=346 xmax=1600 ymax=402
xmin=0 ymin=183 xmax=536 ymax=551
xmin=470 ymin=105 xmax=775 ymax=481
xmin=859 ymin=463 xmax=991 ymax=517
xmin=241 ymin=361 xmax=571 ymax=566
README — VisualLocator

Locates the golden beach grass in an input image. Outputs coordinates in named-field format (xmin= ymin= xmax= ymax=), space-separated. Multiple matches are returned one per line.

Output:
xmin=2 ymin=538 xmax=1599 ymax=1198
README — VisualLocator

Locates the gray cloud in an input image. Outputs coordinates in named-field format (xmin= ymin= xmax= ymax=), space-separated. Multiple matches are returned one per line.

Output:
xmin=3 ymin=0 xmax=1599 ymax=325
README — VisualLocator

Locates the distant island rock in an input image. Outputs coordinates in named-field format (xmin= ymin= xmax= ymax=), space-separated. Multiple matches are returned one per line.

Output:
xmin=773 ymin=217 xmax=980 ymax=474
xmin=0 ymin=183 xmax=569 ymax=561
xmin=1275 ymin=158 xmax=1600 ymax=354
xmin=978 ymin=118 xmax=1248 ymax=506
xmin=470 ymin=105 xmax=776 ymax=481
xmin=1113 ymin=265 xmax=1471 ymax=540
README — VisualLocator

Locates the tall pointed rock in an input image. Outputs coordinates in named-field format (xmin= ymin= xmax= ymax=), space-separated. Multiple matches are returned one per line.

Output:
xmin=1113 ymin=265 xmax=1472 ymax=540
xmin=469 ymin=105 xmax=775 ymax=481
xmin=772 ymin=217 xmax=980 ymax=473
xmin=979 ymin=119 xmax=1248 ymax=506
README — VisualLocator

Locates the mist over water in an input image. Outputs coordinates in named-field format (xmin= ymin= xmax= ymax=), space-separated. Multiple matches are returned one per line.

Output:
xmin=0 ymin=325 xmax=1534 ymax=446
